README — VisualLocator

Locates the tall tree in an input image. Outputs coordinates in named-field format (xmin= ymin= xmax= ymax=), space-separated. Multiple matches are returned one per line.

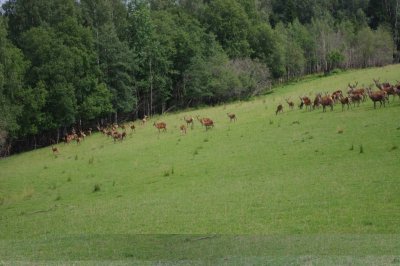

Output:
xmin=0 ymin=16 xmax=26 ymax=143
xmin=204 ymin=0 xmax=251 ymax=58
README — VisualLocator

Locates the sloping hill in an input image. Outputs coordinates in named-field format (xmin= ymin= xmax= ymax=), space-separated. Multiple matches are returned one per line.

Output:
xmin=1 ymin=65 xmax=399 ymax=264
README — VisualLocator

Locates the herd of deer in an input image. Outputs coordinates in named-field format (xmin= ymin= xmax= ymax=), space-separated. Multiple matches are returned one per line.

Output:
xmin=276 ymin=79 xmax=400 ymax=115
xmin=52 ymin=78 xmax=399 ymax=155
xmin=52 ymin=112 xmax=237 ymax=154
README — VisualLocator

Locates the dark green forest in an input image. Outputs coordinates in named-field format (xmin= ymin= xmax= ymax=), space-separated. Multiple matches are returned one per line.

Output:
xmin=0 ymin=0 xmax=399 ymax=154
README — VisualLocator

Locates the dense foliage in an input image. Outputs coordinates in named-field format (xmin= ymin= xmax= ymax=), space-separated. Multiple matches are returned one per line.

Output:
xmin=0 ymin=0 xmax=399 ymax=153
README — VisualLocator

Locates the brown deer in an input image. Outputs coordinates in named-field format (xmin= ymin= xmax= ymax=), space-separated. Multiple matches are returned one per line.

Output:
xmin=141 ymin=115 xmax=149 ymax=125
xmin=196 ymin=116 xmax=214 ymax=130
xmin=348 ymin=82 xmax=368 ymax=101
xmin=196 ymin=115 xmax=204 ymax=126
xmin=180 ymin=124 xmax=187 ymax=135
xmin=183 ymin=116 xmax=194 ymax=128
xmin=113 ymin=131 xmax=127 ymax=142
xmin=130 ymin=123 xmax=136 ymax=132
xmin=202 ymin=119 xmax=214 ymax=131
xmin=318 ymin=94 xmax=334 ymax=112
xmin=374 ymin=78 xmax=396 ymax=102
xmin=285 ymin=98 xmax=294 ymax=110
xmin=78 ymin=131 xmax=86 ymax=140
xmin=331 ymin=90 xmax=343 ymax=103
xmin=367 ymin=88 xmax=387 ymax=109
xmin=349 ymin=92 xmax=363 ymax=107
xmin=227 ymin=113 xmax=237 ymax=122
xmin=339 ymin=95 xmax=351 ymax=111
xmin=395 ymin=81 xmax=400 ymax=99
xmin=275 ymin=104 xmax=283 ymax=115
xmin=51 ymin=145 xmax=59 ymax=154
xmin=299 ymin=96 xmax=312 ymax=111
xmin=313 ymin=94 xmax=321 ymax=110
xmin=153 ymin=122 xmax=167 ymax=133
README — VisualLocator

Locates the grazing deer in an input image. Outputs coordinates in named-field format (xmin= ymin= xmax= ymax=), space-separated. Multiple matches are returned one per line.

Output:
xmin=180 ymin=124 xmax=187 ymax=135
xmin=285 ymin=98 xmax=294 ymax=110
xmin=275 ymin=104 xmax=283 ymax=115
xmin=227 ymin=113 xmax=237 ymax=122
xmin=153 ymin=122 xmax=167 ymax=133
xmin=51 ymin=145 xmax=59 ymax=154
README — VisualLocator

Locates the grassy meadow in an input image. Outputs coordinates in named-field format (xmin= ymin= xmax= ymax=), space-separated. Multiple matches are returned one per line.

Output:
xmin=1 ymin=65 xmax=400 ymax=264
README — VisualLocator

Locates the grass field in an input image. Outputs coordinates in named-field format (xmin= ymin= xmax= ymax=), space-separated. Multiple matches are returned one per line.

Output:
xmin=1 ymin=65 xmax=400 ymax=264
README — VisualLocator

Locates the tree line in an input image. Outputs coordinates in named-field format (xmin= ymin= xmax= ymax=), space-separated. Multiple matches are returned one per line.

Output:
xmin=0 ymin=0 xmax=399 ymax=154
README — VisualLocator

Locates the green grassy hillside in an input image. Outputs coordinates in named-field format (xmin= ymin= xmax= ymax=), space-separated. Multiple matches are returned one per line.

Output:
xmin=1 ymin=65 xmax=400 ymax=264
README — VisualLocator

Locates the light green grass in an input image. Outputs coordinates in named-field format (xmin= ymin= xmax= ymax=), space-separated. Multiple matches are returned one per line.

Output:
xmin=0 ymin=65 xmax=400 ymax=264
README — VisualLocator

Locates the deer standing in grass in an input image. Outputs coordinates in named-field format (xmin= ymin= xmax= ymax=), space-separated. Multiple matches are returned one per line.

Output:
xmin=285 ymin=98 xmax=294 ymax=110
xmin=180 ymin=124 xmax=187 ymax=135
xmin=197 ymin=116 xmax=214 ymax=130
xmin=227 ymin=113 xmax=237 ymax=122
xmin=141 ymin=115 xmax=149 ymax=125
xmin=299 ymin=96 xmax=312 ymax=111
xmin=367 ymin=88 xmax=387 ymax=108
xmin=153 ymin=122 xmax=167 ymax=133
xmin=275 ymin=104 xmax=283 ymax=115
xmin=318 ymin=94 xmax=334 ymax=112
xmin=51 ymin=145 xmax=59 ymax=154
xmin=374 ymin=78 xmax=396 ymax=102
xmin=183 ymin=116 xmax=194 ymax=129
